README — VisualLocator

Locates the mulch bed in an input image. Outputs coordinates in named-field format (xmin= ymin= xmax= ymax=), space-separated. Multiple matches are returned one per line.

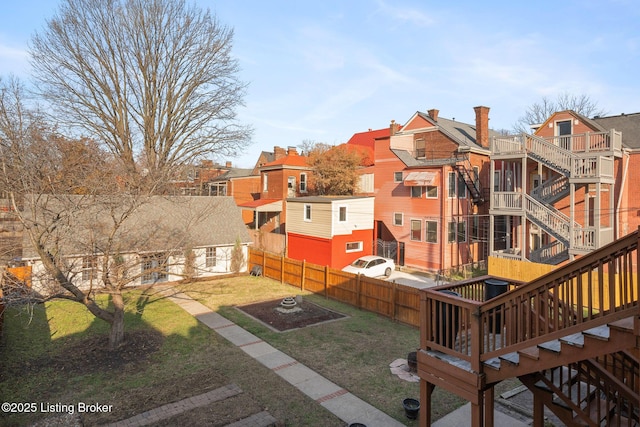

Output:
xmin=237 ymin=297 xmax=346 ymax=331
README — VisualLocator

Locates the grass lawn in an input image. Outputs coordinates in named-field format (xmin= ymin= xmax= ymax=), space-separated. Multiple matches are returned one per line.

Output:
xmin=179 ymin=275 xmax=468 ymax=423
xmin=0 ymin=288 xmax=343 ymax=426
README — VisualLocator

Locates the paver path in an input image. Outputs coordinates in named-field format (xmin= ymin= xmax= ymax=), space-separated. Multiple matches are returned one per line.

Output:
xmin=160 ymin=286 xmax=405 ymax=427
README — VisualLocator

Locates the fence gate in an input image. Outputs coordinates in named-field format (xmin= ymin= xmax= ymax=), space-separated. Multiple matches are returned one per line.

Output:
xmin=376 ymin=239 xmax=404 ymax=266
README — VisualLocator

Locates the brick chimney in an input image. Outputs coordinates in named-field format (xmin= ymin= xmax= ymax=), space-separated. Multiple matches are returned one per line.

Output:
xmin=287 ymin=146 xmax=298 ymax=156
xmin=225 ymin=161 xmax=232 ymax=168
xmin=427 ymin=109 xmax=439 ymax=121
xmin=274 ymin=146 xmax=286 ymax=160
xmin=473 ymin=106 xmax=490 ymax=148
xmin=390 ymin=120 xmax=400 ymax=136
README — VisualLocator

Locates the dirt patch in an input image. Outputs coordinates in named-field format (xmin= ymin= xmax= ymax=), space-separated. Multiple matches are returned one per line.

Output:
xmin=237 ymin=297 xmax=346 ymax=331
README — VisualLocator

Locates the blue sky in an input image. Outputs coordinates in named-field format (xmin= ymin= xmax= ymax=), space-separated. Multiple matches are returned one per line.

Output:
xmin=1 ymin=0 xmax=639 ymax=168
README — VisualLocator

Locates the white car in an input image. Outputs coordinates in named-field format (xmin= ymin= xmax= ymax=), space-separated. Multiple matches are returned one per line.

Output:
xmin=342 ymin=255 xmax=395 ymax=278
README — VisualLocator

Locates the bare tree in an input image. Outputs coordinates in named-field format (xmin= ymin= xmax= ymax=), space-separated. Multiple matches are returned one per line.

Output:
xmin=512 ymin=92 xmax=607 ymax=134
xmin=29 ymin=0 xmax=252 ymax=180
xmin=307 ymin=143 xmax=366 ymax=195
xmin=0 ymin=77 xmax=229 ymax=350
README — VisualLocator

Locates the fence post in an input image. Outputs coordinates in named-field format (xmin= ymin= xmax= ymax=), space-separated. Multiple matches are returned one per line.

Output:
xmin=261 ymin=250 xmax=266 ymax=277
xmin=324 ymin=265 xmax=328 ymax=298
xmin=301 ymin=260 xmax=306 ymax=291
xmin=356 ymin=274 xmax=361 ymax=309
xmin=280 ymin=255 xmax=285 ymax=284
xmin=391 ymin=281 xmax=397 ymax=322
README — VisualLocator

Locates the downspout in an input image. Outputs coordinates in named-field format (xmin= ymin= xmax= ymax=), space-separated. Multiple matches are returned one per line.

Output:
xmin=616 ymin=149 xmax=630 ymax=239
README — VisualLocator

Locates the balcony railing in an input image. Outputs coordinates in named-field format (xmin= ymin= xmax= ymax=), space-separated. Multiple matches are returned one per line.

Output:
xmin=543 ymin=130 xmax=622 ymax=154
xmin=491 ymin=192 xmax=522 ymax=210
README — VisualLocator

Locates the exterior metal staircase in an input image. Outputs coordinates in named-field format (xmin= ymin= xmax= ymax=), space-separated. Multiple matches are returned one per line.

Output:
xmin=455 ymin=160 xmax=484 ymax=205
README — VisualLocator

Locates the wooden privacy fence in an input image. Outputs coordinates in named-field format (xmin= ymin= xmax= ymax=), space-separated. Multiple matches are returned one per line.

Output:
xmin=248 ymin=248 xmax=421 ymax=327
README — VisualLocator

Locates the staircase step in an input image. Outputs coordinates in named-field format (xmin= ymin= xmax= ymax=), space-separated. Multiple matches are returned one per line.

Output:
xmin=574 ymin=396 xmax=615 ymax=426
xmin=608 ymin=316 xmax=634 ymax=333
xmin=583 ymin=325 xmax=610 ymax=341
xmin=518 ymin=346 xmax=539 ymax=361
xmin=538 ymin=339 xmax=562 ymax=353
xmin=534 ymin=366 xmax=578 ymax=392
xmin=499 ymin=352 xmax=520 ymax=366
xmin=560 ymin=332 xmax=585 ymax=348
xmin=552 ymin=381 xmax=597 ymax=411
xmin=484 ymin=357 xmax=501 ymax=370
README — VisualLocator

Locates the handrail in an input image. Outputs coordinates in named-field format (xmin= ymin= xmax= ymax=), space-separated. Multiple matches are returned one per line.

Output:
xmin=421 ymin=229 xmax=639 ymax=372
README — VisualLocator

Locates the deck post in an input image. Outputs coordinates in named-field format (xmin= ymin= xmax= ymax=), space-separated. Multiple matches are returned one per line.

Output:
xmin=420 ymin=380 xmax=434 ymax=427
xmin=484 ymin=386 xmax=494 ymax=426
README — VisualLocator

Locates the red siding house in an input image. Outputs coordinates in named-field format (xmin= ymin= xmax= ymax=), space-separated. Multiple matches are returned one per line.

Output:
xmin=286 ymin=196 xmax=374 ymax=269
xmin=372 ymin=107 xmax=494 ymax=274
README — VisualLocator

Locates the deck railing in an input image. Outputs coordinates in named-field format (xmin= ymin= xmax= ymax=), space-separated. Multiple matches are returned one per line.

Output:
xmin=421 ymin=228 xmax=639 ymax=372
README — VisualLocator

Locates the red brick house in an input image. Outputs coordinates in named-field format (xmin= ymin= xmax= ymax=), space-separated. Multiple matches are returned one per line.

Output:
xmin=286 ymin=196 xmax=374 ymax=269
xmin=372 ymin=107 xmax=495 ymax=273
xmin=239 ymin=146 xmax=314 ymax=235
xmin=490 ymin=110 xmax=639 ymax=264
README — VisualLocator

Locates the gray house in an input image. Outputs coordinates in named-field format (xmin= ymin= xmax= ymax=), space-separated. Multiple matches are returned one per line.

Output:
xmin=20 ymin=195 xmax=251 ymax=293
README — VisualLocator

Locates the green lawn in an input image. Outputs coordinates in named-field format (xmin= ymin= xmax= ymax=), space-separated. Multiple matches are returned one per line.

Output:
xmin=180 ymin=275 xmax=467 ymax=423
xmin=0 ymin=288 xmax=343 ymax=426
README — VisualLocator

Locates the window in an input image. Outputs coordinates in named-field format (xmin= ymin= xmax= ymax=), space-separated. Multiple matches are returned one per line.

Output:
xmin=394 ymin=171 xmax=403 ymax=182
xmin=425 ymin=221 xmax=437 ymax=243
xmin=339 ymin=206 xmax=347 ymax=222
xmin=471 ymin=215 xmax=479 ymax=241
xmin=304 ymin=204 xmax=312 ymax=221
xmin=410 ymin=219 xmax=421 ymax=241
xmin=457 ymin=221 xmax=467 ymax=242
xmin=448 ymin=172 xmax=456 ymax=197
xmin=141 ymin=253 xmax=168 ymax=284
xmin=457 ymin=174 xmax=467 ymax=198
xmin=411 ymin=186 xmax=423 ymax=198
xmin=346 ymin=241 xmax=363 ymax=252
xmin=448 ymin=221 xmax=456 ymax=243
xmin=210 ymin=182 xmax=227 ymax=196
xmin=393 ymin=212 xmax=403 ymax=226
xmin=426 ymin=186 xmax=438 ymax=198
xmin=415 ymin=138 xmax=425 ymax=158
xmin=287 ymin=176 xmax=296 ymax=189
xmin=300 ymin=173 xmax=307 ymax=192
xmin=206 ymin=247 xmax=217 ymax=268
xmin=262 ymin=174 xmax=268 ymax=192
xmin=82 ymin=256 xmax=97 ymax=281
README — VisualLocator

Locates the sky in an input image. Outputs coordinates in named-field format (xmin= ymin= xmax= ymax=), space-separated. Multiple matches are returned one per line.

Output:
xmin=1 ymin=0 xmax=639 ymax=168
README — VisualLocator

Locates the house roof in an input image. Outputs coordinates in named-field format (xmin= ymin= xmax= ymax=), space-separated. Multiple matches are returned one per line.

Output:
xmin=285 ymin=195 xmax=373 ymax=204
xmin=593 ymin=112 xmax=640 ymax=150
xmin=261 ymin=152 xmax=310 ymax=169
xmin=209 ymin=167 xmax=255 ymax=182
xmin=238 ymin=199 xmax=282 ymax=212
xmin=21 ymin=195 xmax=251 ymax=259
xmin=346 ymin=128 xmax=390 ymax=149
xmin=415 ymin=111 xmax=500 ymax=150
xmin=390 ymin=149 xmax=458 ymax=168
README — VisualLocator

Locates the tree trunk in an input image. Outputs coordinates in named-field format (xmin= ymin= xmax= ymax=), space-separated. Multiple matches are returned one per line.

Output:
xmin=109 ymin=292 xmax=126 ymax=350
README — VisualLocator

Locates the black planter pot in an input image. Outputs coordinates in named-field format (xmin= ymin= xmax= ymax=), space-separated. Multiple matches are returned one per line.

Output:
xmin=402 ymin=398 xmax=420 ymax=420
xmin=348 ymin=424 xmax=367 ymax=427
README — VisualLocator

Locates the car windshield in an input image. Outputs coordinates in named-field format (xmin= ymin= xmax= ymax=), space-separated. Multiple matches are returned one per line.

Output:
xmin=351 ymin=259 xmax=368 ymax=268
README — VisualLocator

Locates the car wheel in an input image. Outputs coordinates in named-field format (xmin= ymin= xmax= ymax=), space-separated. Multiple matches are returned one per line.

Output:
xmin=385 ymin=267 xmax=392 ymax=277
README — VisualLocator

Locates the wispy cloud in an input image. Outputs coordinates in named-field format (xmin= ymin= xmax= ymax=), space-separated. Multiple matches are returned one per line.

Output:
xmin=374 ymin=0 xmax=435 ymax=27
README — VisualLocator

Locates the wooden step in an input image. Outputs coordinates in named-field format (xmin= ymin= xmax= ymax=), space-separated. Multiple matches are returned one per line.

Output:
xmin=583 ymin=325 xmax=610 ymax=341
xmin=498 ymin=351 xmax=520 ymax=366
xmin=534 ymin=366 xmax=578 ymax=392
xmin=518 ymin=346 xmax=539 ymax=361
xmin=560 ymin=332 xmax=585 ymax=348
xmin=538 ymin=339 xmax=561 ymax=353
xmin=608 ymin=316 xmax=634 ymax=333
xmin=552 ymin=381 xmax=597 ymax=411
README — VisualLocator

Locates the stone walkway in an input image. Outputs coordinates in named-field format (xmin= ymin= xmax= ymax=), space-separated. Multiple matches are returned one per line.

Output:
xmin=159 ymin=286 xmax=405 ymax=427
